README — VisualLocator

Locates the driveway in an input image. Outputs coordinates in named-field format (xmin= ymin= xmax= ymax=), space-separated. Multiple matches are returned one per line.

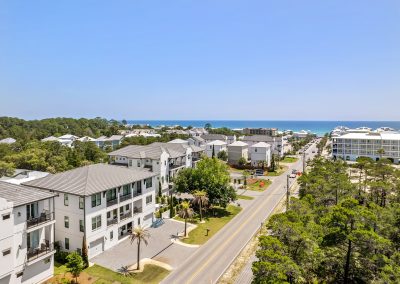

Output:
xmin=91 ymin=219 xmax=197 ymax=271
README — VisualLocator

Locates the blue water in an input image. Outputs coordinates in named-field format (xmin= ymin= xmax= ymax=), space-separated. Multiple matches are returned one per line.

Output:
xmin=127 ymin=120 xmax=400 ymax=136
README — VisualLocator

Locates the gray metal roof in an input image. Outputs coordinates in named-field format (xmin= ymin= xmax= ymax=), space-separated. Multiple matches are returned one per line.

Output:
xmin=108 ymin=142 xmax=194 ymax=159
xmin=0 ymin=181 xmax=56 ymax=207
xmin=201 ymin=134 xmax=227 ymax=140
xmin=24 ymin=164 xmax=157 ymax=196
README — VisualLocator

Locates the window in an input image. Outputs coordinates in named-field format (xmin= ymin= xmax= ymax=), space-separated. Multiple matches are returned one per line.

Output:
xmin=79 ymin=220 xmax=84 ymax=232
xmin=79 ymin=197 xmax=84 ymax=209
xmin=122 ymin=184 xmax=130 ymax=196
xmin=64 ymin=216 xmax=69 ymax=228
xmin=91 ymin=193 xmax=101 ymax=207
xmin=145 ymin=178 xmax=152 ymax=188
xmin=129 ymin=160 xmax=132 ymax=167
xmin=77 ymin=248 xmax=82 ymax=255
xmin=2 ymin=214 xmax=10 ymax=220
xmin=91 ymin=215 xmax=102 ymax=231
xmin=106 ymin=188 xmax=117 ymax=202
xmin=110 ymin=231 xmax=114 ymax=240
xmin=2 ymin=248 xmax=11 ymax=256
xmin=65 ymin=238 xmax=70 ymax=250
xmin=146 ymin=195 xmax=152 ymax=204
xmin=16 ymin=272 xmax=23 ymax=278
xmin=137 ymin=180 xmax=142 ymax=194
xmin=125 ymin=204 xmax=130 ymax=210
xmin=137 ymin=161 xmax=141 ymax=167
xmin=64 ymin=194 xmax=69 ymax=206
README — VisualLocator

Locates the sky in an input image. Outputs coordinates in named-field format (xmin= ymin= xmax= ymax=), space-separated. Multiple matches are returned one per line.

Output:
xmin=0 ymin=0 xmax=399 ymax=121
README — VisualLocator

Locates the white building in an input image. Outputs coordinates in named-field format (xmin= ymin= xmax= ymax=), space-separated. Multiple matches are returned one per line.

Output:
xmin=249 ymin=142 xmax=272 ymax=168
xmin=187 ymin=136 xmax=206 ymax=148
xmin=0 ymin=182 xmax=56 ymax=284
xmin=108 ymin=142 xmax=204 ymax=194
xmin=292 ymin=130 xmax=313 ymax=139
xmin=0 ymin=170 xmax=49 ymax=185
xmin=24 ymin=164 xmax=157 ymax=259
xmin=58 ymin=134 xmax=79 ymax=147
xmin=241 ymin=135 xmax=284 ymax=157
xmin=206 ymin=140 xmax=227 ymax=158
xmin=227 ymin=141 xmax=248 ymax=165
xmin=95 ymin=135 xmax=123 ymax=150
xmin=201 ymin=134 xmax=228 ymax=144
xmin=332 ymin=132 xmax=400 ymax=164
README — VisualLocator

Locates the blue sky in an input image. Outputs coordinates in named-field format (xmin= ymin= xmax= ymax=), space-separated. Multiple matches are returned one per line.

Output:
xmin=0 ymin=0 xmax=399 ymax=120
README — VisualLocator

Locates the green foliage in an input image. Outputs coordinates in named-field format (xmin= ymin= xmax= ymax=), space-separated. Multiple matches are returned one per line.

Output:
xmin=173 ymin=157 xmax=236 ymax=207
xmin=217 ymin=150 xmax=228 ymax=161
xmin=0 ymin=160 xmax=15 ymax=177
xmin=253 ymin=158 xmax=400 ymax=283
xmin=238 ymin=157 xmax=247 ymax=166
xmin=208 ymin=127 xmax=240 ymax=136
xmin=65 ymin=252 xmax=85 ymax=281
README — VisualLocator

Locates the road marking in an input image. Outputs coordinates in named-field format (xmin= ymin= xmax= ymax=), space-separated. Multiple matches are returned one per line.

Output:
xmin=186 ymin=182 xmax=283 ymax=283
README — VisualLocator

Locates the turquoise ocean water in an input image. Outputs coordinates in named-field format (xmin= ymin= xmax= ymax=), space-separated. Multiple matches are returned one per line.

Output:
xmin=127 ymin=121 xmax=400 ymax=137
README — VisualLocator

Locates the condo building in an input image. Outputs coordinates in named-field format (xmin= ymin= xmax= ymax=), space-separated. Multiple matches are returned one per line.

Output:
xmin=0 ymin=182 xmax=56 ymax=284
xmin=332 ymin=132 xmax=400 ymax=164
xmin=24 ymin=164 xmax=157 ymax=259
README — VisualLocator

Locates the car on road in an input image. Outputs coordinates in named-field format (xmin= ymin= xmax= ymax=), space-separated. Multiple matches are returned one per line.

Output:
xmin=255 ymin=169 xmax=264 ymax=176
xmin=289 ymin=173 xmax=296 ymax=178
xmin=292 ymin=169 xmax=297 ymax=174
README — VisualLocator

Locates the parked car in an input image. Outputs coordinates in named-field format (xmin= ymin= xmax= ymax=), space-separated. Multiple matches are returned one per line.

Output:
xmin=289 ymin=173 xmax=296 ymax=178
xmin=255 ymin=169 xmax=264 ymax=176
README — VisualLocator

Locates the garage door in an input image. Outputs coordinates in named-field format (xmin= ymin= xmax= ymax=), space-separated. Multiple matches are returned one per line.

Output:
xmin=143 ymin=213 xmax=153 ymax=228
xmin=89 ymin=238 xmax=104 ymax=258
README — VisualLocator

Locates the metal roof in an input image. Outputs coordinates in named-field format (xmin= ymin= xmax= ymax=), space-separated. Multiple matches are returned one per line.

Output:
xmin=0 ymin=181 xmax=56 ymax=207
xmin=24 ymin=164 xmax=157 ymax=196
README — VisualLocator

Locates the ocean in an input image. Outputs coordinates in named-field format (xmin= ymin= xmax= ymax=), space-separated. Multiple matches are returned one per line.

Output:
xmin=127 ymin=120 xmax=400 ymax=136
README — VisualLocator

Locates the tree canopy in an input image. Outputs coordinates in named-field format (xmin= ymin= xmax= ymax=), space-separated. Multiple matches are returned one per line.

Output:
xmin=253 ymin=157 xmax=400 ymax=283
xmin=173 ymin=157 xmax=236 ymax=207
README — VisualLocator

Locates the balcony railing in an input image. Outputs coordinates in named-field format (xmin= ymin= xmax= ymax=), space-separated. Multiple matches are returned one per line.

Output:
xmin=118 ymin=231 xmax=130 ymax=240
xmin=119 ymin=194 xmax=132 ymax=202
xmin=107 ymin=218 xmax=118 ymax=227
xmin=107 ymin=198 xmax=118 ymax=207
xmin=133 ymin=191 xmax=142 ymax=197
xmin=27 ymin=242 xmax=54 ymax=262
xmin=27 ymin=212 xmax=54 ymax=228
xmin=120 ymin=211 xmax=132 ymax=221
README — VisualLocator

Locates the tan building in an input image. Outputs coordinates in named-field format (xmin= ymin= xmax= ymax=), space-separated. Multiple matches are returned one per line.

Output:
xmin=242 ymin=128 xmax=278 ymax=136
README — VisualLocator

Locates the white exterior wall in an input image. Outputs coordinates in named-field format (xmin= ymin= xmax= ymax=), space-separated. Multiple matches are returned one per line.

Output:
xmin=227 ymin=146 xmax=248 ymax=164
xmin=249 ymin=146 xmax=271 ymax=167
xmin=55 ymin=177 xmax=157 ymax=259
xmin=0 ymin=198 xmax=54 ymax=284
xmin=205 ymin=144 xmax=227 ymax=157
xmin=332 ymin=136 xmax=400 ymax=164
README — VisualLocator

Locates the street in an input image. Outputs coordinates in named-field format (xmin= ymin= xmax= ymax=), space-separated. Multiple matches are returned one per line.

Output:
xmin=162 ymin=141 xmax=319 ymax=284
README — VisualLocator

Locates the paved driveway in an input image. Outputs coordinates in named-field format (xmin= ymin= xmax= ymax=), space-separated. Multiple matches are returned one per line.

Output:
xmin=91 ymin=219 xmax=197 ymax=271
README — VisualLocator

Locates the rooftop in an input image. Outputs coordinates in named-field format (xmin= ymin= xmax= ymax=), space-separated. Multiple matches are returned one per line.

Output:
xmin=241 ymin=135 xmax=281 ymax=143
xmin=24 ymin=163 xmax=157 ymax=196
xmin=335 ymin=132 xmax=400 ymax=140
xmin=251 ymin=142 xmax=271 ymax=148
xmin=228 ymin=141 xmax=248 ymax=147
xmin=0 ymin=181 xmax=56 ymax=207
xmin=207 ymin=140 xmax=227 ymax=146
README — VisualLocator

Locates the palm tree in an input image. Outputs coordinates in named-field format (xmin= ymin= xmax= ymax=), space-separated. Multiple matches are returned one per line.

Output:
xmin=243 ymin=170 xmax=250 ymax=189
xmin=192 ymin=190 xmax=208 ymax=222
xmin=178 ymin=201 xmax=194 ymax=237
xmin=377 ymin=148 xmax=385 ymax=160
xmin=130 ymin=226 xmax=150 ymax=270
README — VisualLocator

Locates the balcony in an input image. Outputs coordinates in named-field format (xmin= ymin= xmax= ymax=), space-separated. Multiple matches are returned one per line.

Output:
xmin=133 ymin=207 xmax=143 ymax=214
xmin=133 ymin=191 xmax=142 ymax=198
xmin=107 ymin=198 xmax=118 ymax=207
xmin=169 ymin=164 xmax=185 ymax=170
xmin=27 ymin=242 xmax=54 ymax=263
xmin=107 ymin=218 xmax=118 ymax=227
xmin=120 ymin=211 xmax=132 ymax=221
xmin=119 ymin=193 xmax=132 ymax=202
xmin=27 ymin=212 xmax=54 ymax=229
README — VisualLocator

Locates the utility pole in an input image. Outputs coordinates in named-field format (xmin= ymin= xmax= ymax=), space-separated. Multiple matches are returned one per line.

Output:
xmin=302 ymin=152 xmax=306 ymax=173
xmin=286 ymin=174 xmax=290 ymax=211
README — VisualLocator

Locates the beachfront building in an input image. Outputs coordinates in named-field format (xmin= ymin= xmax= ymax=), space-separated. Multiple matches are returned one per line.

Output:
xmin=249 ymin=142 xmax=272 ymax=168
xmin=242 ymin=128 xmax=278 ymax=136
xmin=0 ymin=182 xmax=56 ymax=284
xmin=108 ymin=142 xmax=204 ymax=193
xmin=95 ymin=135 xmax=124 ymax=150
xmin=332 ymin=132 xmax=400 ymax=164
xmin=24 ymin=164 xmax=157 ymax=259
xmin=292 ymin=130 xmax=314 ymax=139
xmin=241 ymin=135 xmax=284 ymax=157
xmin=227 ymin=141 xmax=248 ymax=165
xmin=205 ymin=140 xmax=227 ymax=158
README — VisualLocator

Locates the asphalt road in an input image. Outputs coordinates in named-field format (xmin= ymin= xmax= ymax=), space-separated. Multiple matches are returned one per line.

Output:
xmin=162 ymin=142 xmax=319 ymax=284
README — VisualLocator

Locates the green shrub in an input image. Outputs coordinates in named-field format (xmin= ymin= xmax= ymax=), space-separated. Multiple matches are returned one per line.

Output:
xmin=55 ymin=251 xmax=69 ymax=264
xmin=156 ymin=196 xmax=161 ymax=204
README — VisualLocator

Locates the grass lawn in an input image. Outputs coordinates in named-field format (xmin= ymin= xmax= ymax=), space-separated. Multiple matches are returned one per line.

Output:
xmin=265 ymin=165 xmax=288 ymax=176
xmin=281 ymin=156 xmax=298 ymax=163
xmin=49 ymin=263 xmax=169 ymax=284
xmin=177 ymin=205 xmax=242 ymax=245
xmin=247 ymin=179 xmax=272 ymax=191
xmin=86 ymin=264 xmax=169 ymax=284
xmin=237 ymin=195 xmax=254 ymax=200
